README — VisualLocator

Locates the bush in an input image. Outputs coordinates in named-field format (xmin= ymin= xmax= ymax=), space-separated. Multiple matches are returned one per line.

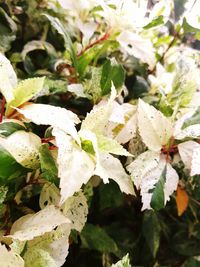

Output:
xmin=0 ymin=0 xmax=200 ymax=266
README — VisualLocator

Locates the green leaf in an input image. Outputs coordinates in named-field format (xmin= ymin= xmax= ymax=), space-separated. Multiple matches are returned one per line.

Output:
xmin=143 ymin=16 xmax=164 ymax=30
xmin=0 ymin=143 xmax=25 ymax=182
xmin=185 ymin=258 xmax=200 ymax=267
xmin=0 ymin=121 xmax=26 ymax=137
xmin=39 ymin=144 xmax=58 ymax=184
xmin=0 ymin=7 xmax=17 ymax=51
xmin=6 ymin=77 xmax=45 ymax=116
xmin=183 ymin=17 xmax=200 ymax=40
xmin=150 ymin=166 xmax=167 ymax=211
xmin=142 ymin=210 xmax=161 ymax=258
xmin=43 ymin=77 xmax=68 ymax=95
xmin=182 ymin=107 xmax=200 ymax=129
xmin=101 ymin=58 xmax=125 ymax=95
xmin=44 ymin=14 xmax=78 ymax=74
xmin=0 ymin=185 xmax=8 ymax=204
xmin=80 ymin=223 xmax=119 ymax=255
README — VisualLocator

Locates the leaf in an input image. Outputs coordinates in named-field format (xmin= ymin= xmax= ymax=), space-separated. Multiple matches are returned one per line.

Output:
xmin=53 ymin=128 xmax=95 ymax=204
xmin=182 ymin=107 xmax=200 ymax=129
xmin=178 ymin=141 xmax=200 ymax=170
xmin=167 ymin=57 xmax=199 ymax=108
xmin=0 ymin=53 xmax=17 ymax=102
xmin=183 ymin=17 xmax=200 ymax=40
xmin=24 ymin=224 xmax=71 ymax=267
xmin=21 ymin=40 xmax=57 ymax=74
xmin=80 ymin=224 xmax=119 ymax=255
xmin=43 ymin=77 xmax=68 ymax=95
xmin=39 ymin=144 xmax=58 ymax=184
xmin=40 ymin=184 xmax=88 ymax=232
xmin=176 ymin=186 xmax=189 ymax=216
xmin=150 ymin=166 xmax=167 ymax=211
xmin=9 ymin=205 xmax=70 ymax=241
xmin=95 ymin=153 xmax=134 ymax=195
xmin=0 ymin=8 xmax=17 ymax=51
xmin=45 ymin=14 xmax=78 ymax=73
xmin=0 ymin=185 xmax=7 ymax=204
xmin=100 ymin=58 xmax=125 ymax=95
xmin=137 ymin=99 xmax=173 ymax=151
xmin=112 ymin=254 xmax=131 ymax=267
xmin=139 ymin=158 xmax=179 ymax=210
xmin=0 ymin=131 xmax=41 ymax=169
xmin=0 ymin=143 xmax=25 ymax=181
xmin=142 ymin=210 xmax=161 ymax=258
xmin=191 ymin=147 xmax=200 ymax=176
xmin=127 ymin=150 xmax=160 ymax=189
xmin=0 ymin=244 xmax=24 ymax=267
xmin=0 ymin=120 xmax=26 ymax=137
xmin=6 ymin=77 xmax=45 ymax=116
xmin=117 ymin=31 xmax=155 ymax=69
xmin=143 ymin=15 xmax=164 ymax=29
xmin=17 ymin=103 xmax=80 ymax=143
xmin=96 ymin=134 xmax=132 ymax=156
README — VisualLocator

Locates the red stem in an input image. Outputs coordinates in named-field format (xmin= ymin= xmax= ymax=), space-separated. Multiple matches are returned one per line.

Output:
xmin=78 ymin=30 xmax=110 ymax=57
xmin=0 ymin=97 xmax=5 ymax=123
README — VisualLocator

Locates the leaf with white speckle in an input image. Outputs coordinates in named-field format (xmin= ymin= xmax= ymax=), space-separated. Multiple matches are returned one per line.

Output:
xmin=0 ymin=243 xmax=24 ymax=267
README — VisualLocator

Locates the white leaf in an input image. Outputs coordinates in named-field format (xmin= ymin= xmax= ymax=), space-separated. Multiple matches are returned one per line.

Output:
xmin=137 ymin=99 xmax=173 ymax=151
xmin=68 ymin=84 xmax=87 ymax=98
xmin=127 ymin=150 xmax=160 ymax=188
xmin=117 ymin=31 xmax=155 ymax=69
xmin=191 ymin=147 xmax=200 ymax=176
xmin=0 ymin=244 xmax=24 ymax=267
xmin=53 ymin=128 xmax=95 ymax=204
xmin=61 ymin=191 xmax=88 ymax=232
xmin=140 ymin=158 xmax=179 ymax=210
xmin=0 ymin=53 xmax=17 ymax=102
xmin=9 ymin=205 xmax=70 ymax=241
xmin=24 ymin=224 xmax=71 ymax=267
xmin=40 ymin=184 xmax=88 ymax=232
xmin=178 ymin=141 xmax=200 ymax=170
xmin=0 ymin=130 xmax=41 ymax=169
xmin=17 ymin=103 xmax=80 ymax=143
xmin=95 ymin=153 xmax=135 ymax=195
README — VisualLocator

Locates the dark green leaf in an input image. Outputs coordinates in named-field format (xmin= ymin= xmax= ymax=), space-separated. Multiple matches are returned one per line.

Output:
xmin=0 ymin=122 xmax=26 ymax=137
xmin=80 ymin=224 xmax=119 ymax=255
xmin=0 ymin=144 xmax=26 ymax=182
xmin=150 ymin=166 xmax=167 ymax=211
xmin=142 ymin=211 xmax=161 ymax=258
xmin=0 ymin=7 xmax=17 ymax=51
xmin=101 ymin=58 xmax=125 ymax=95
xmin=39 ymin=144 xmax=58 ymax=184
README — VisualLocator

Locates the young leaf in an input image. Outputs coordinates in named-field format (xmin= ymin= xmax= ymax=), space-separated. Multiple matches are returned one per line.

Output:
xmin=17 ymin=103 xmax=80 ymax=143
xmin=0 ymin=244 xmax=24 ymax=267
xmin=53 ymin=128 xmax=95 ymax=204
xmin=9 ymin=205 xmax=70 ymax=241
xmin=6 ymin=77 xmax=45 ymax=116
xmin=0 ymin=131 xmax=41 ymax=169
xmin=176 ymin=186 xmax=189 ymax=216
xmin=100 ymin=58 xmax=125 ymax=95
xmin=137 ymin=99 xmax=173 ymax=151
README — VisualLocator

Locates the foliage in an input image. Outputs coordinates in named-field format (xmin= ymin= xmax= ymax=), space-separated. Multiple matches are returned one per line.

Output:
xmin=0 ymin=0 xmax=200 ymax=266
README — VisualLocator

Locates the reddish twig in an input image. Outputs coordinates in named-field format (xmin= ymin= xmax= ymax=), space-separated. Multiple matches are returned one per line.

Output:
xmin=78 ymin=30 xmax=111 ymax=57
xmin=0 ymin=97 xmax=5 ymax=123
xmin=41 ymin=137 xmax=55 ymax=143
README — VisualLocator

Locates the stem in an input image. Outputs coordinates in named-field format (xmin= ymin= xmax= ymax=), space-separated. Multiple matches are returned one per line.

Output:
xmin=78 ymin=30 xmax=110 ymax=57
xmin=0 ymin=97 xmax=5 ymax=123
